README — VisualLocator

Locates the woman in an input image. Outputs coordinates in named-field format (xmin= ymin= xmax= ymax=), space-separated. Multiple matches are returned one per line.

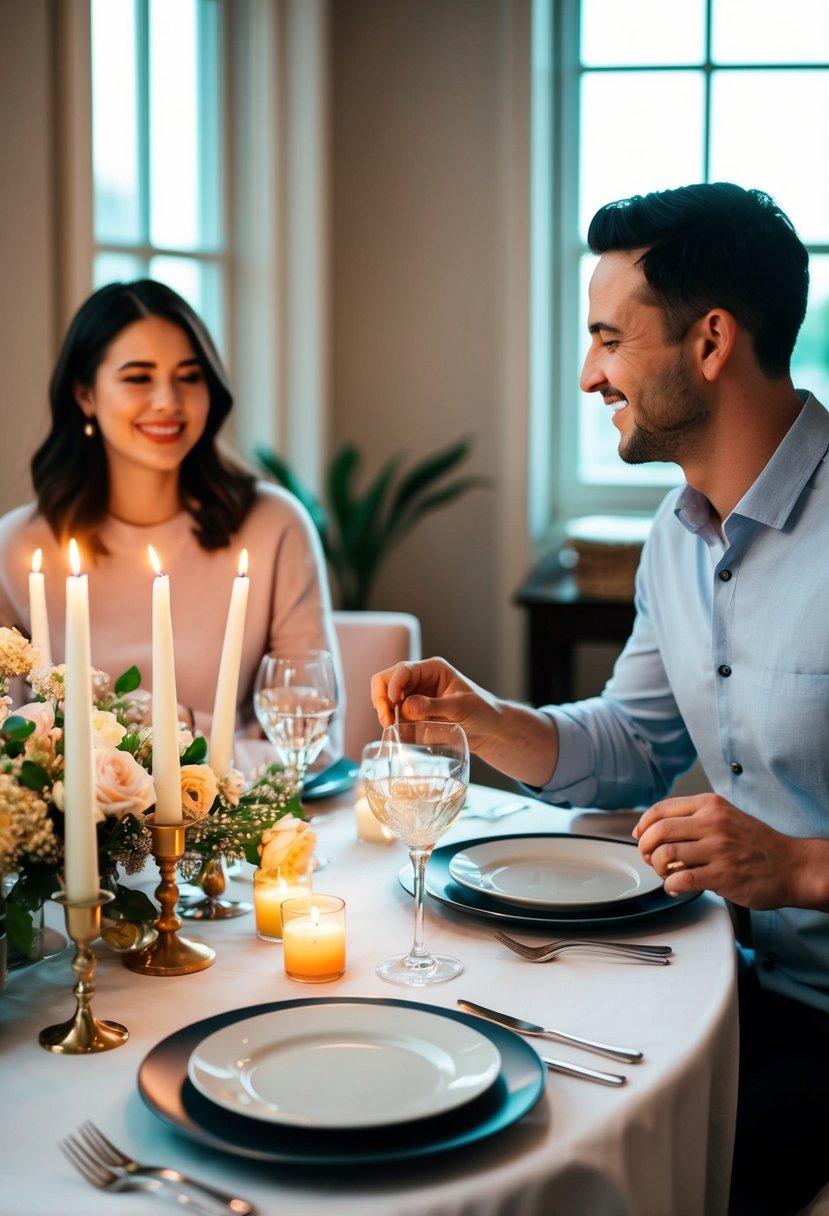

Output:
xmin=0 ymin=279 xmax=341 ymax=773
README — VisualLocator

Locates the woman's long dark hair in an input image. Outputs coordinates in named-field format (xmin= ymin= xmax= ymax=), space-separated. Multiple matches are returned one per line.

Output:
xmin=31 ymin=280 xmax=256 ymax=549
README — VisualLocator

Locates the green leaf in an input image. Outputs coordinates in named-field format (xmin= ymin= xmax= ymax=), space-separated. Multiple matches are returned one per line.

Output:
xmin=255 ymin=446 xmax=331 ymax=544
xmin=181 ymin=735 xmax=207 ymax=764
xmin=114 ymin=665 xmax=142 ymax=695
xmin=6 ymin=901 xmax=37 ymax=957
xmin=109 ymin=884 xmax=156 ymax=924
xmin=1 ymin=715 xmax=36 ymax=742
xmin=387 ymin=438 xmax=473 ymax=532
xmin=18 ymin=759 xmax=51 ymax=792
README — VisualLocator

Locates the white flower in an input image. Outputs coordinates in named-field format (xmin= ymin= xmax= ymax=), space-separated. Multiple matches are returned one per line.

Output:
xmin=0 ymin=626 xmax=37 ymax=681
xmin=217 ymin=767 xmax=245 ymax=807
xmin=16 ymin=701 xmax=61 ymax=764
xmin=0 ymin=695 xmax=10 ymax=728
xmin=91 ymin=709 xmax=127 ymax=749
xmin=180 ymin=764 xmax=218 ymax=822
xmin=92 ymin=746 xmax=155 ymax=822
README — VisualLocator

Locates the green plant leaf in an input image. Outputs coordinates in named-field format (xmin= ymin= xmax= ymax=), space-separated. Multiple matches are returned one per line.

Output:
xmin=18 ymin=760 xmax=51 ymax=792
xmin=1 ymin=715 xmax=36 ymax=742
xmin=386 ymin=438 xmax=473 ymax=535
xmin=108 ymin=883 xmax=157 ymax=923
xmin=255 ymin=445 xmax=332 ymax=554
xmin=181 ymin=735 xmax=207 ymax=764
xmin=114 ymin=665 xmax=142 ymax=695
xmin=395 ymin=476 xmax=492 ymax=536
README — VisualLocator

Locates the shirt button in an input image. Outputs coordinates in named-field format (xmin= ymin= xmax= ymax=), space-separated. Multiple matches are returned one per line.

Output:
xmin=718 ymin=664 xmax=732 ymax=677
xmin=719 ymin=569 xmax=732 ymax=582
xmin=730 ymin=762 xmax=743 ymax=775
xmin=761 ymin=952 xmax=776 ymax=971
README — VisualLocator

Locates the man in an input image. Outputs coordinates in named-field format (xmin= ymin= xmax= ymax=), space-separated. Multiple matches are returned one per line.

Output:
xmin=371 ymin=183 xmax=829 ymax=1215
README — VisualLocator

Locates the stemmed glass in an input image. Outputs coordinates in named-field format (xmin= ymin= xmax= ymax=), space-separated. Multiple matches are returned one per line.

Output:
xmin=253 ymin=650 xmax=338 ymax=796
xmin=361 ymin=720 xmax=469 ymax=985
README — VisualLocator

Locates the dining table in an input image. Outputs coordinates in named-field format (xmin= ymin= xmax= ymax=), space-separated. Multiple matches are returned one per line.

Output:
xmin=0 ymin=784 xmax=738 ymax=1216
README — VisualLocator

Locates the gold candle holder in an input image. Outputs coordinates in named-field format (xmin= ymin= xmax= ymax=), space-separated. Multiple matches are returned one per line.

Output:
xmin=123 ymin=816 xmax=214 ymax=976
xmin=39 ymin=890 xmax=129 ymax=1054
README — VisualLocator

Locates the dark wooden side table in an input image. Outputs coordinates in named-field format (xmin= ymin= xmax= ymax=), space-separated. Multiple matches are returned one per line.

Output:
xmin=514 ymin=552 xmax=637 ymax=707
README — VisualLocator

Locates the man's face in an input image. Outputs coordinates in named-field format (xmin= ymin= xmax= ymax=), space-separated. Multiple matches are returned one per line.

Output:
xmin=579 ymin=250 xmax=710 ymax=466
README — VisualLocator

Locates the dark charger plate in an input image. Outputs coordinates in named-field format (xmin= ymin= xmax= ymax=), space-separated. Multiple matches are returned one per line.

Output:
xmin=400 ymin=832 xmax=701 ymax=928
xmin=138 ymin=996 xmax=546 ymax=1167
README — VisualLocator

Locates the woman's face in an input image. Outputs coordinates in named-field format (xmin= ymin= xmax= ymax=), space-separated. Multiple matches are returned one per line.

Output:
xmin=74 ymin=315 xmax=211 ymax=485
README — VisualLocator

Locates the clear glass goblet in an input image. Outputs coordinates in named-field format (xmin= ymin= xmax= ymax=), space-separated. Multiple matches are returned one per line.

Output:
xmin=253 ymin=649 xmax=338 ymax=794
xmin=253 ymin=650 xmax=338 ymax=872
xmin=361 ymin=720 xmax=469 ymax=985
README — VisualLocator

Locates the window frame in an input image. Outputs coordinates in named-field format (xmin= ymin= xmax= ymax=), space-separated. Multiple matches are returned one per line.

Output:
xmin=532 ymin=0 xmax=829 ymax=542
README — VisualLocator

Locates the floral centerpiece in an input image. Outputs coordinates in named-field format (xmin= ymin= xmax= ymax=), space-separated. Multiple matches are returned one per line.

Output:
xmin=0 ymin=626 xmax=301 ymax=958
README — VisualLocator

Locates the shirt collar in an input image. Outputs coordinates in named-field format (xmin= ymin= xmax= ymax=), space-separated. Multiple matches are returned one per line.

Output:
xmin=675 ymin=391 xmax=829 ymax=536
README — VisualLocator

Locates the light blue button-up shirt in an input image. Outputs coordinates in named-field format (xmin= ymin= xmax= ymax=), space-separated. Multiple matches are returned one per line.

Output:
xmin=540 ymin=391 xmax=829 ymax=1010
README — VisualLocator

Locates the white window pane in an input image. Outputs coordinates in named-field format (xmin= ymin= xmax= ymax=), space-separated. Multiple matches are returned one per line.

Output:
xmin=93 ymin=252 xmax=147 ymax=289
xmin=149 ymin=0 xmax=199 ymax=249
xmin=709 ymin=71 xmax=829 ymax=245
xmin=793 ymin=253 xmax=829 ymax=405
xmin=149 ymin=255 xmax=225 ymax=357
xmin=580 ymin=73 xmax=705 ymax=237
xmin=712 ymin=0 xmax=829 ymax=64
xmin=581 ymin=0 xmax=705 ymax=66
xmin=575 ymin=255 xmax=680 ymax=486
xmin=91 ymin=0 xmax=141 ymax=244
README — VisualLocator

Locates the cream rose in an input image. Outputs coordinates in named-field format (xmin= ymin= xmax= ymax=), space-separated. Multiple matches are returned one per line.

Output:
xmin=180 ymin=764 xmax=218 ymax=822
xmin=91 ymin=709 xmax=127 ymax=748
xmin=17 ymin=701 xmax=61 ymax=762
xmin=93 ymin=746 xmax=155 ymax=822
xmin=259 ymin=815 xmax=316 ymax=878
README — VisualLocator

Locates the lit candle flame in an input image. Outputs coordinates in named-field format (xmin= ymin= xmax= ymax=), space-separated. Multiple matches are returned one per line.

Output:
xmin=148 ymin=544 xmax=162 ymax=576
xmin=32 ymin=548 xmax=43 ymax=574
xmin=238 ymin=548 xmax=249 ymax=578
xmin=68 ymin=538 xmax=81 ymax=577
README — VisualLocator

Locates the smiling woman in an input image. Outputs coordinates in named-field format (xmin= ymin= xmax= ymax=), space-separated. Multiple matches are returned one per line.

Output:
xmin=0 ymin=281 xmax=342 ymax=776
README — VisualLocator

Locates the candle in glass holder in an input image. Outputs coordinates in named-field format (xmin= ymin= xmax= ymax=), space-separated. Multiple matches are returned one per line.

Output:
xmin=208 ymin=549 xmax=250 ymax=777
xmin=29 ymin=548 xmax=52 ymax=666
xmin=281 ymin=895 xmax=346 ymax=982
xmin=354 ymin=793 xmax=395 ymax=844
xmin=63 ymin=539 xmax=98 ymax=902
xmin=148 ymin=545 xmax=182 ymax=825
xmin=253 ymin=867 xmax=311 ymax=941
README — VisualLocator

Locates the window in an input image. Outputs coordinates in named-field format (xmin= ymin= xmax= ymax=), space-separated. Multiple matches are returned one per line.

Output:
xmin=90 ymin=0 xmax=226 ymax=352
xmin=533 ymin=0 xmax=829 ymax=531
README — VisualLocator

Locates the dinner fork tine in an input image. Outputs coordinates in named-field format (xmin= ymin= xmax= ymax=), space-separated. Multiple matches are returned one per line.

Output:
xmin=78 ymin=1120 xmax=131 ymax=1168
xmin=60 ymin=1135 xmax=116 ymax=1190
xmin=494 ymin=930 xmax=671 ymax=963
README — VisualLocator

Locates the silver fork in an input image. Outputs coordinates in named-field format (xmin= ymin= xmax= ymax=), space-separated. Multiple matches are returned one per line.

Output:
xmin=60 ymin=1121 xmax=254 ymax=1215
xmin=494 ymin=930 xmax=672 ymax=964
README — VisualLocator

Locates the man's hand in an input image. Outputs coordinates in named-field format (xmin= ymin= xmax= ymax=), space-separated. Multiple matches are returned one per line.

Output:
xmin=633 ymin=793 xmax=829 ymax=910
xmin=370 ymin=657 xmax=560 ymax=786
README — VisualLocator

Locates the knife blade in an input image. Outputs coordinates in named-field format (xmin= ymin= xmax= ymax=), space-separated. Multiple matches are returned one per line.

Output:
xmin=457 ymin=999 xmax=643 ymax=1063
xmin=541 ymin=1057 xmax=626 ymax=1086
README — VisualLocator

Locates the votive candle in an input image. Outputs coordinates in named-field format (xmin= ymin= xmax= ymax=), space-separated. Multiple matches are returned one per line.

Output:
xmin=281 ymin=895 xmax=346 ymax=982
xmin=148 ymin=545 xmax=182 ymax=825
xmin=253 ymin=867 xmax=311 ymax=941
xmin=208 ymin=549 xmax=250 ymax=776
xmin=63 ymin=539 xmax=98 ymax=902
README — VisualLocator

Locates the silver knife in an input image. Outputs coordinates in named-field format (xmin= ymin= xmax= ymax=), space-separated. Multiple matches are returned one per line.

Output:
xmin=541 ymin=1056 xmax=626 ymax=1086
xmin=457 ymin=999 xmax=643 ymax=1063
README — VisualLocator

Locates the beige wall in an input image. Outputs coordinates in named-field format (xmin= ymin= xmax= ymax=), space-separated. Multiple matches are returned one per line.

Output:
xmin=0 ymin=0 xmax=57 ymax=516
xmin=330 ymin=0 xmax=532 ymax=700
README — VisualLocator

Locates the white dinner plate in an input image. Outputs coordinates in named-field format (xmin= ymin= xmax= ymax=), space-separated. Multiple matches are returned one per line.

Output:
xmin=448 ymin=836 xmax=663 ymax=908
xmin=187 ymin=1003 xmax=501 ymax=1129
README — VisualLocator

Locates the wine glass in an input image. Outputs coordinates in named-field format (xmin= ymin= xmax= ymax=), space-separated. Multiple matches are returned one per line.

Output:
xmin=253 ymin=650 xmax=338 ymax=794
xmin=361 ymin=720 xmax=469 ymax=985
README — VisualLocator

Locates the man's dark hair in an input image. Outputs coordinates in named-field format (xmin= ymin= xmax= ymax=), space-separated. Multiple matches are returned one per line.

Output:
xmin=587 ymin=182 xmax=809 ymax=378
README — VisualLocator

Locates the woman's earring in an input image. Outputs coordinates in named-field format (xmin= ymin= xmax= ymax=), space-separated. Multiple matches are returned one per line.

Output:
xmin=83 ymin=420 xmax=96 ymax=438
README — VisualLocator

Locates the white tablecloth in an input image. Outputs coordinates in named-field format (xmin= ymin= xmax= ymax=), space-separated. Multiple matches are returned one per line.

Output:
xmin=0 ymin=788 xmax=738 ymax=1216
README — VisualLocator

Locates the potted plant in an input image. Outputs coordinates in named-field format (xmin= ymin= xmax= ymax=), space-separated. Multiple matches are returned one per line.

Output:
xmin=255 ymin=437 xmax=488 ymax=611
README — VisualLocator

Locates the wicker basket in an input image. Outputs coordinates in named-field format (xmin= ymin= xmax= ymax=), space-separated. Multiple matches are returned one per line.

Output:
xmin=562 ymin=515 xmax=652 ymax=601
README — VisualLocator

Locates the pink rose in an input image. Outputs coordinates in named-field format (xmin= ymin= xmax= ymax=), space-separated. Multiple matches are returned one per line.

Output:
xmin=93 ymin=746 xmax=155 ymax=822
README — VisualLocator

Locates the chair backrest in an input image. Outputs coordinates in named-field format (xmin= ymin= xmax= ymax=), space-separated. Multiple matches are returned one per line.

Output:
xmin=332 ymin=610 xmax=422 ymax=761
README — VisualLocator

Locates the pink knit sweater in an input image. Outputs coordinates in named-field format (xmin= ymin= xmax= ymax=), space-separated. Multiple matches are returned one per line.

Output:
xmin=0 ymin=484 xmax=342 ymax=774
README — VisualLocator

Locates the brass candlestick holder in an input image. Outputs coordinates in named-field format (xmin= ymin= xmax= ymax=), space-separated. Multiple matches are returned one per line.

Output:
xmin=39 ymin=890 xmax=129 ymax=1053
xmin=123 ymin=816 xmax=214 ymax=976
xmin=179 ymin=855 xmax=253 ymax=920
